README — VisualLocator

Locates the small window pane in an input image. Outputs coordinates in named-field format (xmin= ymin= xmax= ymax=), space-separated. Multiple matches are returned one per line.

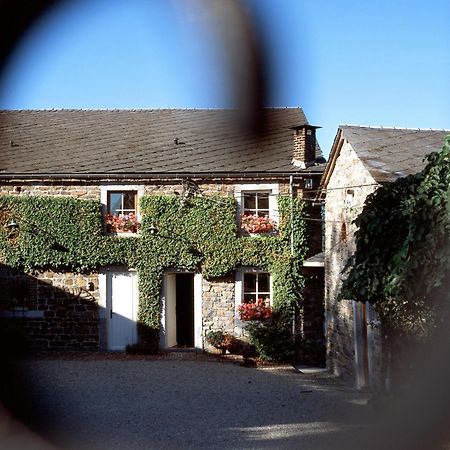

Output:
xmin=257 ymin=193 xmax=269 ymax=210
xmin=243 ymin=193 xmax=256 ymax=210
xmin=244 ymin=273 xmax=256 ymax=291
xmin=108 ymin=193 xmax=123 ymax=215
xmin=243 ymin=293 xmax=256 ymax=303
xmin=123 ymin=192 xmax=136 ymax=210
xmin=258 ymin=273 xmax=270 ymax=293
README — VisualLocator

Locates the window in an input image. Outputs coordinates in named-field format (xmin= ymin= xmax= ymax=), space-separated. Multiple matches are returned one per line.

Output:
xmin=243 ymin=192 xmax=270 ymax=217
xmin=107 ymin=191 xmax=137 ymax=217
xmin=236 ymin=270 xmax=273 ymax=323
xmin=235 ymin=183 xmax=279 ymax=235
xmin=243 ymin=272 xmax=271 ymax=304
xmin=101 ymin=186 xmax=143 ymax=234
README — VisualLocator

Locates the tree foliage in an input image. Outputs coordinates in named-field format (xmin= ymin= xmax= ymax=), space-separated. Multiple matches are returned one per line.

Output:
xmin=340 ymin=136 xmax=450 ymax=335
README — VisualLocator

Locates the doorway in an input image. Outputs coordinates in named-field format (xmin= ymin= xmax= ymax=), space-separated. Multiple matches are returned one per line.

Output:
xmin=161 ymin=272 xmax=202 ymax=349
xmin=105 ymin=270 xmax=138 ymax=351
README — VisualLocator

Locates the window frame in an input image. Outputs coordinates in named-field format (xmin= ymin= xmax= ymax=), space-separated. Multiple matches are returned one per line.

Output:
xmin=234 ymin=183 xmax=279 ymax=234
xmin=106 ymin=191 xmax=138 ymax=217
xmin=100 ymin=185 xmax=144 ymax=235
xmin=235 ymin=268 xmax=273 ymax=330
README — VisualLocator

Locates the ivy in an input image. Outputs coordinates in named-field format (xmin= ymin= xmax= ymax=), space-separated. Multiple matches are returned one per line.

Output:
xmin=340 ymin=135 xmax=450 ymax=336
xmin=0 ymin=193 xmax=307 ymax=350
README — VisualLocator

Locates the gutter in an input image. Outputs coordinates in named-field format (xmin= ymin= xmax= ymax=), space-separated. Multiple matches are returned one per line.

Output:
xmin=0 ymin=171 xmax=324 ymax=181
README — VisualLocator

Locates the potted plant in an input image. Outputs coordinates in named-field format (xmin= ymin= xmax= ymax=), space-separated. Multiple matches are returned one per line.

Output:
xmin=206 ymin=330 xmax=238 ymax=354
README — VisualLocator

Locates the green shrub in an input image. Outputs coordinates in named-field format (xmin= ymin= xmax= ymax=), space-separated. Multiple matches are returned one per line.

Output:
xmin=245 ymin=311 xmax=294 ymax=362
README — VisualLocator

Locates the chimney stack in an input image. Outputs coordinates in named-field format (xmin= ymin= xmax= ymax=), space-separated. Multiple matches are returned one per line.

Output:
xmin=290 ymin=125 xmax=320 ymax=169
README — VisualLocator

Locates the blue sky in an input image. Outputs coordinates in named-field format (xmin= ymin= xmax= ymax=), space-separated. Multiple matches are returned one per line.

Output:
xmin=0 ymin=0 xmax=448 ymax=156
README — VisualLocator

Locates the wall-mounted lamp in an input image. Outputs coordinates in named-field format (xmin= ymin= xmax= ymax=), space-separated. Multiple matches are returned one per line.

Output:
xmin=6 ymin=219 xmax=19 ymax=231
xmin=149 ymin=224 xmax=158 ymax=236
xmin=5 ymin=219 xmax=19 ymax=238
xmin=304 ymin=178 xmax=314 ymax=190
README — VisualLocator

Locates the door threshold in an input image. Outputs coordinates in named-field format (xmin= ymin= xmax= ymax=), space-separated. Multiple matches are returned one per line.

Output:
xmin=164 ymin=347 xmax=198 ymax=353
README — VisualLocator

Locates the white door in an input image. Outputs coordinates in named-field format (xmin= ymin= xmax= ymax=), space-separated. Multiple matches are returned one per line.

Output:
xmin=107 ymin=271 xmax=138 ymax=351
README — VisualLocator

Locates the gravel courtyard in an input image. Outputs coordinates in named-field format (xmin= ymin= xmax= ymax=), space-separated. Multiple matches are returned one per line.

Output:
xmin=5 ymin=356 xmax=373 ymax=450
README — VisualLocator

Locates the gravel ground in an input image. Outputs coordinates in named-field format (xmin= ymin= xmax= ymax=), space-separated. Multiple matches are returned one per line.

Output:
xmin=4 ymin=355 xmax=373 ymax=450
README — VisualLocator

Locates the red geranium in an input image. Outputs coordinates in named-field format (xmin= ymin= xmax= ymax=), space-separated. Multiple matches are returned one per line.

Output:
xmin=238 ymin=299 xmax=273 ymax=321
xmin=241 ymin=214 xmax=276 ymax=234
xmin=106 ymin=213 xmax=140 ymax=233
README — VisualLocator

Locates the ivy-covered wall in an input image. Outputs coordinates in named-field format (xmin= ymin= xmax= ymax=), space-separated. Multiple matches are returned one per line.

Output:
xmin=0 ymin=193 xmax=308 ymax=349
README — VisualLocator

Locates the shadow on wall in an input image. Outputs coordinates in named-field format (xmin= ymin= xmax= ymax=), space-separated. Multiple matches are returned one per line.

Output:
xmin=0 ymin=266 xmax=99 ymax=353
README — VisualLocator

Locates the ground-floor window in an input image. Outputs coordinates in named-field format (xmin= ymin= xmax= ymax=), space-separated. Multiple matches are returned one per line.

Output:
xmin=236 ymin=269 xmax=273 ymax=323
xmin=243 ymin=272 xmax=271 ymax=303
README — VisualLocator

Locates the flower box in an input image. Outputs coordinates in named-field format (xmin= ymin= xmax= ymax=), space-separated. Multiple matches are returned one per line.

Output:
xmin=106 ymin=213 xmax=140 ymax=234
xmin=238 ymin=299 xmax=273 ymax=321
xmin=241 ymin=214 xmax=276 ymax=234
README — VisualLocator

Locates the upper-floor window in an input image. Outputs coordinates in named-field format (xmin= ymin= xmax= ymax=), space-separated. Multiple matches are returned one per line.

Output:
xmin=101 ymin=186 xmax=143 ymax=234
xmin=107 ymin=191 xmax=137 ymax=217
xmin=235 ymin=184 xmax=279 ymax=235
xmin=243 ymin=192 xmax=270 ymax=217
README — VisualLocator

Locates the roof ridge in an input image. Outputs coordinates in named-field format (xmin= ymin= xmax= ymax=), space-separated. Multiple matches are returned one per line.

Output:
xmin=340 ymin=124 xmax=450 ymax=132
xmin=0 ymin=107 xmax=303 ymax=113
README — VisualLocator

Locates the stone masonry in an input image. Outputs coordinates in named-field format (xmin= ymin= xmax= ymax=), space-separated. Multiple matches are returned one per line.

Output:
xmin=0 ymin=178 xmax=324 ymax=354
xmin=324 ymin=140 xmax=382 ymax=388
xmin=0 ymin=268 xmax=99 ymax=350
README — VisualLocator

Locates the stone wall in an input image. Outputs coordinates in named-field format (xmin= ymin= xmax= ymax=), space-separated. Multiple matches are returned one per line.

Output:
xmin=201 ymin=275 xmax=236 ymax=351
xmin=324 ymin=140 xmax=383 ymax=388
xmin=0 ymin=268 xmax=99 ymax=350
xmin=0 ymin=177 xmax=324 ymax=354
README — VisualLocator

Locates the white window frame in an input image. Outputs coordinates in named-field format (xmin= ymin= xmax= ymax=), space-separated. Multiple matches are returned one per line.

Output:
xmin=235 ymin=267 xmax=273 ymax=333
xmin=100 ymin=185 xmax=144 ymax=235
xmin=234 ymin=183 xmax=279 ymax=233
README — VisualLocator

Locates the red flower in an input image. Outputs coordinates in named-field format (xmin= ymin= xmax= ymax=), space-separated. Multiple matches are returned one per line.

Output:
xmin=238 ymin=298 xmax=273 ymax=321
xmin=241 ymin=214 xmax=276 ymax=234
xmin=106 ymin=213 xmax=140 ymax=233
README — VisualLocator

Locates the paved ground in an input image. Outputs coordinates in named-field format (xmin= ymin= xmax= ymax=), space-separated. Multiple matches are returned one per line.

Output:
xmin=3 ymin=356 xmax=374 ymax=450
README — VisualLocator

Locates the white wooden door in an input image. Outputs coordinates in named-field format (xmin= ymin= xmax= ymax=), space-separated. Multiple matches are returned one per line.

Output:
xmin=107 ymin=271 xmax=138 ymax=351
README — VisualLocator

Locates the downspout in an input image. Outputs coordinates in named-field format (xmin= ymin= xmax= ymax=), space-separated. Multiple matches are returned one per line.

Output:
xmin=290 ymin=175 xmax=294 ymax=257
xmin=290 ymin=175 xmax=297 ymax=359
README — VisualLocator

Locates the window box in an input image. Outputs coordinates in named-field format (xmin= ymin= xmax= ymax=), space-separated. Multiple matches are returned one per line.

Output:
xmin=238 ymin=299 xmax=273 ymax=321
xmin=241 ymin=214 xmax=276 ymax=234
xmin=105 ymin=213 xmax=140 ymax=234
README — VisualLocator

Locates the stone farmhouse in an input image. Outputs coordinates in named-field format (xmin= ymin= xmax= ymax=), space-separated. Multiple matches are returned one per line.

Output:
xmin=0 ymin=108 xmax=326 ymax=356
xmin=319 ymin=125 xmax=449 ymax=389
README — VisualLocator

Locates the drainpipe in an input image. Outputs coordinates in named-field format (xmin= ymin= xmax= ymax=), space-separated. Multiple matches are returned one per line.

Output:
xmin=289 ymin=175 xmax=297 ymax=361
xmin=289 ymin=175 xmax=294 ymax=257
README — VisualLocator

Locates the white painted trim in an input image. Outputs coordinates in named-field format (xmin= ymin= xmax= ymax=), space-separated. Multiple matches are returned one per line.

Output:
xmin=234 ymin=183 xmax=280 ymax=226
xmin=194 ymin=273 xmax=203 ymax=350
xmin=302 ymin=261 xmax=325 ymax=267
xmin=234 ymin=267 xmax=273 ymax=335
xmin=100 ymin=184 xmax=145 ymax=221
xmin=98 ymin=272 xmax=107 ymax=319
xmin=160 ymin=271 xmax=203 ymax=350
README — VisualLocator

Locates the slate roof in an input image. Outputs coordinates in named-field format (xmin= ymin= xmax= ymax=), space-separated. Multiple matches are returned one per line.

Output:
xmin=339 ymin=126 xmax=450 ymax=183
xmin=0 ymin=108 xmax=324 ymax=178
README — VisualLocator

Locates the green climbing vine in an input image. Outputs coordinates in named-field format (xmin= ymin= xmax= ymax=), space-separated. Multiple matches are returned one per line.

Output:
xmin=0 ymin=192 xmax=307 ymax=351
xmin=340 ymin=135 xmax=450 ymax=336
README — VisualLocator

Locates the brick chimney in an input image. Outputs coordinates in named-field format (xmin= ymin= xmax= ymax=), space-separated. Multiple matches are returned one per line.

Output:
xmin=290 ymin=125 xmax=320 ymax=169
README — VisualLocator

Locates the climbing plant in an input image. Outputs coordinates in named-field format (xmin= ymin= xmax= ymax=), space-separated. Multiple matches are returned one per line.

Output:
xmin=0 ymin=192 xmax=307 ymax=353
xmin=340 ymin=135 xmax=450 ymax=336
